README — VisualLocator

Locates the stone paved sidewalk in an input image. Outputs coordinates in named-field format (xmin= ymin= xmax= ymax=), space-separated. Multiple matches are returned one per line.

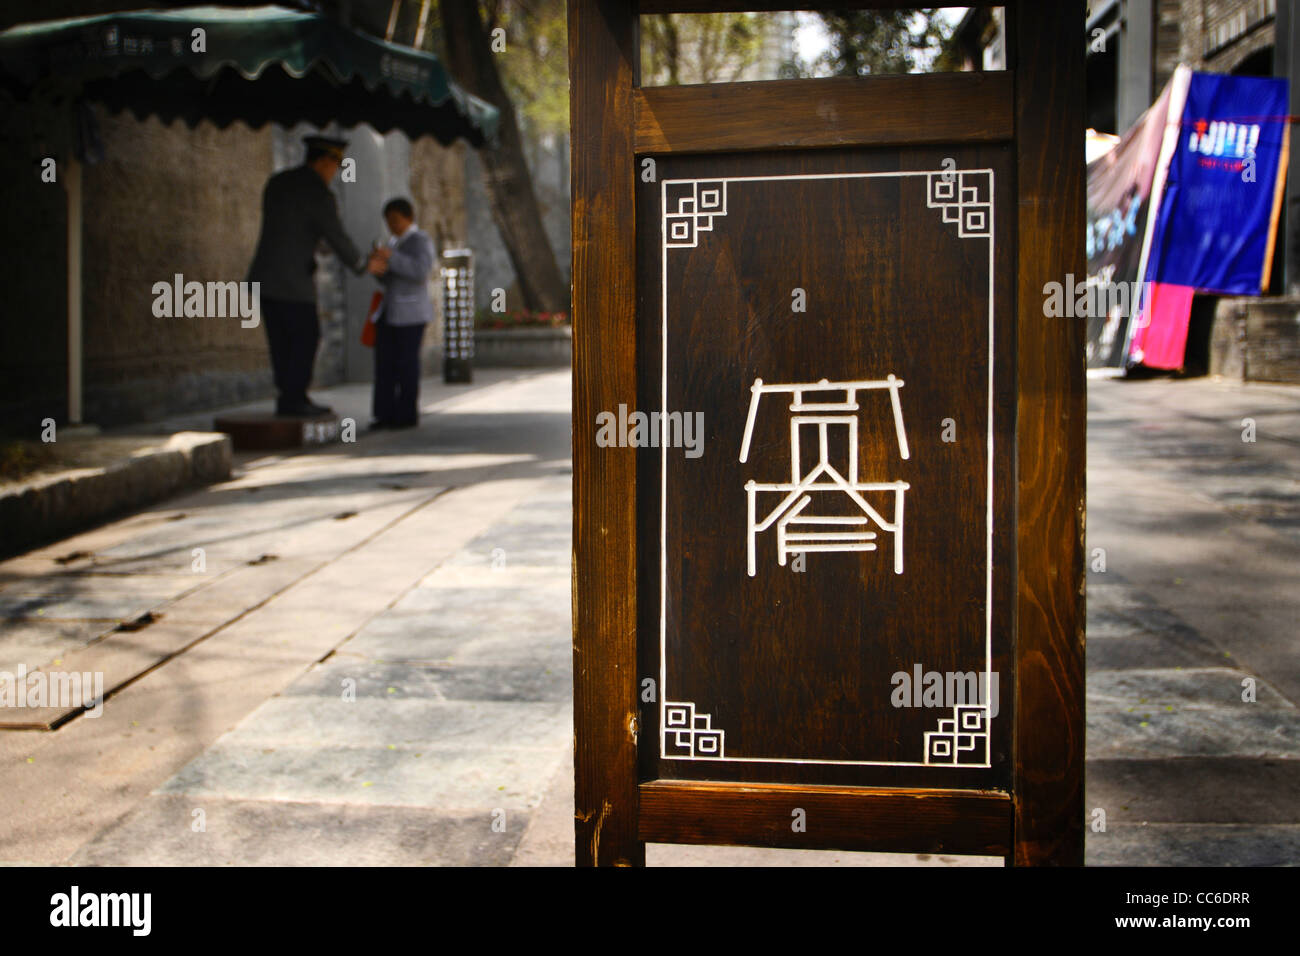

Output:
xmin=0 ymin=370 xmax=575 ymax=864
xmin=71 ymin=474 xmax=573 ymax=866
xmin=1084 ymin=375 xmax=1300 ymax=866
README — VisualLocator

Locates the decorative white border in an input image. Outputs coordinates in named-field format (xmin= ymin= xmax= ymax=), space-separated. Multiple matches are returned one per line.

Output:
xmin=659 ymin=170 xmax=996 ymax=768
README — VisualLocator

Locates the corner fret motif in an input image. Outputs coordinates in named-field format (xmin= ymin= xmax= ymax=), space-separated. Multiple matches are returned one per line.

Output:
xmin=923 ymin=704 xmax=990 ymax=765
xmin=926 ymin=170 xmax=992 ymax=239
xmin=664 ymin=181 xmax=729 ymax=249
xmin=663 ymin=700 xmax=725 ymax=759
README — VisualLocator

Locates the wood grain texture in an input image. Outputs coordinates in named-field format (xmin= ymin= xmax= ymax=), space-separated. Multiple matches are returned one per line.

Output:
xmin=635 ymin=73 xmax=1013 ymax=153
xmin=1010 ymin=0 xmax=1087 ymax=866
xmin=635 ymin=146 xmax=1016 ymax=793
xmin=640 ymin=780 xmax=1012 ymax=855
xmin=569 ymin=0 xmax=644 ymax=867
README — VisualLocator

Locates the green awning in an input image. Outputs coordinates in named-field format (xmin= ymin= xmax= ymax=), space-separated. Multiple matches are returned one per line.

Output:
xmin=0 ymin=5 xmax=499 ymax=147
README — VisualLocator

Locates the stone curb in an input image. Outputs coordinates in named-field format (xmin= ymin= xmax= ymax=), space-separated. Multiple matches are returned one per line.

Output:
xmin=0 ymin=432 xmax=231 ymax=557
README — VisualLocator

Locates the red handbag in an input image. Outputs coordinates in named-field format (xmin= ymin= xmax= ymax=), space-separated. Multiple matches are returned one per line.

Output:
xmin=361 ymin=291 xmax=384 ymax=347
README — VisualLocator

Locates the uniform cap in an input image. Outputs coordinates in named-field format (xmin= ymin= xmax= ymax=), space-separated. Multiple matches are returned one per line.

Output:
xmin=304 ymin=135 xmax=348 ymax=161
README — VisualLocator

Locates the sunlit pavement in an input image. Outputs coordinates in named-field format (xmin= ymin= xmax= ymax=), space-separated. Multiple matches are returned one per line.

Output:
xmin=0 ymin=370 xmax=573 ymax=865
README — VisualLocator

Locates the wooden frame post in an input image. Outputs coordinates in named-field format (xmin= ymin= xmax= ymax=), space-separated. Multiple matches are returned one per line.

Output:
xmin=1010 ymin=0 xmax=1087 ymax=866
xmin=570 ymin=0 xmax=644 ymax=867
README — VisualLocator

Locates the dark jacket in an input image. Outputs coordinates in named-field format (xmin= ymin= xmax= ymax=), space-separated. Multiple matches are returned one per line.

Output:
xmin=247 ymin=165 xmax=365 ymax=303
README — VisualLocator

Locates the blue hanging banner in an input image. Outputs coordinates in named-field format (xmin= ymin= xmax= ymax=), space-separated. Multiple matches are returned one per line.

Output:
xmin=1129 ymin=71 xmax=1289 ymax=370
xmin=1146 ymin=72 xmax=1289 ymax=295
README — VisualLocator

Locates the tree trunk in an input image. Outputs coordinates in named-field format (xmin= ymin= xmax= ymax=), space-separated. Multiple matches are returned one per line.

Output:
xmin=439 ymin=0 xmax=569 ymax=313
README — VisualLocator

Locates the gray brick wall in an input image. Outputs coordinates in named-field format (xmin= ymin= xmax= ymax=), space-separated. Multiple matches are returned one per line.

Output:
xmin=1170 ymin=0 xmax=1278 ymax=73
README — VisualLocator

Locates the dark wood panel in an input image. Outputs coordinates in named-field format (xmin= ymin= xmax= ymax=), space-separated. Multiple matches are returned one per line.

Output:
xmin=569 ymin=0 xmax=644 ymax=867
xmin=635 ymin=146 xmax=1016 ymax=792
xmin=1010 ymin=0 xmax=1087 ymax=866
xmin=640 ymin=1 xmax=1005 ymax=12
xmin=640 ymin=780 xmax=1012 ymax=856
xmin=635 ymin=73 xmax=1013 ymax=153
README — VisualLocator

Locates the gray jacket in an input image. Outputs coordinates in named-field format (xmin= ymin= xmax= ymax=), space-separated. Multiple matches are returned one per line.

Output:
xmin=247 ymin=165 xmax=366 ymax=303
xmin=376 ymin=227 xmax=436 ymax=326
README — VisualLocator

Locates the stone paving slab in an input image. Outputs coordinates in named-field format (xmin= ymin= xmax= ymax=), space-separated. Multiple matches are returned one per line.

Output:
xmin=0 ymin=620 xmax=108 ymax=676
xmin=0 ymin=499 xmax=222 ymax=578
xmin=359 ymin=614 xmax=572 ymax=658
xmin=0 ymin=555 xmax=339 ymax=728
xmin=421 ymin=565 xmax=569 ymax=590
xmin=445 ymin=540 xmax=570 ymax=569
xmin=387 ymin=582 xmax=568 ymax=617
xmin=332 ymin=617 xmax=464 ymax=664
xmin=1086 ymin=601 xmax=1210 ymax=642
xmin=0 ymin=582 xmax=188 ymax=622
xmin=1087 ymin=667 xmax=1293 ymax=709
xmin=0 ymin=620 xmax=209 ymax=730
xmin=371 ymin=599 xmax=569 ymax=651
xmin=156 ymin=742 xmax=564 ymax=811
xmin=1087 ymin=824 xmax=1300 ymax=867
xmin=1087 ymin=758 xmax=1300 ymax=824
xmin=1087 ymin=632 xmax=1228 ymax=671
xmin=211 ymin=697 xmax=570 ymax=751
xmin=0 ymin=473 xmax=452 ymax=719
xmin=0 ymin=568 xmax=203 ymax=597
xmin=71 ymin=795 xmax=527 ymax=867
xmin=1088 ymin=706 xmax=1300 ymax=760
xmin=286 ymin=658 xmax=572 ymax=703
xmin=451 ymin=629 xmax=570 ymax=670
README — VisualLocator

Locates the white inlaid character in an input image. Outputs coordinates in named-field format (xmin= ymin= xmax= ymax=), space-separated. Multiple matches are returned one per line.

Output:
xmin=740 ymin=377 xmax=910 ymax=576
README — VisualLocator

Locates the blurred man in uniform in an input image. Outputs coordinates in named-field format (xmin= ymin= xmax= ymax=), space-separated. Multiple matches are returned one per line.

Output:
xmin=247 ymin=135 xmax=372 ymax=417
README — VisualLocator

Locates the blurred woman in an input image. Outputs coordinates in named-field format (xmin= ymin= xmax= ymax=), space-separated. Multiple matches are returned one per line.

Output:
xmin=367 ymin=198 xmax=436 ymax=429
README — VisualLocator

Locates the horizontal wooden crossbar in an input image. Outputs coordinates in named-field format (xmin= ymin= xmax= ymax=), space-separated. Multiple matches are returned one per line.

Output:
xmin=639 ymin=1 xmax=1006 ymax=13
xmin=634 ymin=72 xmax=1013 ymax=153
xmin=639 ymin=780 xmax=1013 ymax=856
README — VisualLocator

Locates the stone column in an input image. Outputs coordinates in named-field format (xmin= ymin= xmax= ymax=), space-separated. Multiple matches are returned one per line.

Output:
xmin=1118 ymin=0 xmax=1155 ymax=134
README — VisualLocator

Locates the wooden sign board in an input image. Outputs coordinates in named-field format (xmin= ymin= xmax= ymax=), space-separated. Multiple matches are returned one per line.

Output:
xmin=571 ymin=0 xmax=1085 ymax=866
